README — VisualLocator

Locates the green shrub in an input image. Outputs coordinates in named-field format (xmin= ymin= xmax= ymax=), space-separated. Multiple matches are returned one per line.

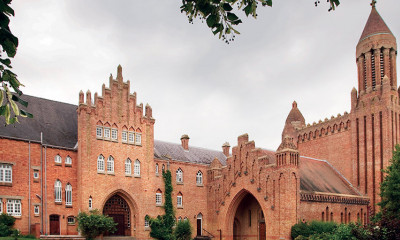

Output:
xmin=174 ymin=220 xmax=192 ymax=240
xmin=0 ymin=213 xmax=16 ymax=237
xmin=291 ymin=221 xmax=338 ymax=239
xmin=76 ymin=209 xmax=117 ymax=240
xmin=292 ymin=221 xmax=313 ymax=239
xmin=309 ymin=220 xmax=337 ymax=234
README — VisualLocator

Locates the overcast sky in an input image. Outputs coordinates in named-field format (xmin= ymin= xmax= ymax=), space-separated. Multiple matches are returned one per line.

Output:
xmin=9 ymin=0 xmax=400 ymax=151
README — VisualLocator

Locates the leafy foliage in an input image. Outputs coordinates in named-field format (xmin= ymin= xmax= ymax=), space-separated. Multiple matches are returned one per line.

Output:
xmin=146 ymin=169 xmax=176 ymax=240
xmin=174 ymin=220 xmax=192 ymax=240
xmin=291 ymin=220 xmax=337 ymax=239
xmin=180 ymin=0 xmax=340 ymax=42
xmin=0 ymin=213 xmax=16 ymax=237
xmin=76 ymin=209 xmax=117 ymax=240
xmin=0 ymin=0 xmax=32 ymax=125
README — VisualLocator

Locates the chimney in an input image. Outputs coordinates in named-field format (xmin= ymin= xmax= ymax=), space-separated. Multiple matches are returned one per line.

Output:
xmin=222 ymin=142 xmax=230 ymax=157
xmin=181 ymin=134 xmax=190 ymax=150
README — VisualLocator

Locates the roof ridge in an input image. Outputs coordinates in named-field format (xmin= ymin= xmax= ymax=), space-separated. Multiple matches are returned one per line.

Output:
xmin=24 ymin=94 xmax=78 ymax=108
xmin=154 ymin=139 xmax=224 ymax=153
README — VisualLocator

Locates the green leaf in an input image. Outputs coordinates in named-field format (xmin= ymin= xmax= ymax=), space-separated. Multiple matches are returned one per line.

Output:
xmin=243 ymin=3 xmax=252 ymax=16
xmin=227 ymin=12 xmax=239 ymax=21
xmin=11 ymin=94 xmax=28 ymax=107
xmin=10 ymin=99 xmax=19 ymax=116
xmin=266 ymin=0 xmax=272 ymax=7
xmin=4 ymin=104 xmax=10 ymax=124
xmin=206 ymin=14 xmax=217 ymax=28
xmin=222 ymin=3 xmax=233 ymax=11
xmin=20 ymin=109 xmax=33 ymax=118
xmin=0 ymin=89 xmax=3 ymax=106
xmin=0 ymin=58 xmax=11 ymax=68
xmin=2 ymin=38 xmax=16 ymax=57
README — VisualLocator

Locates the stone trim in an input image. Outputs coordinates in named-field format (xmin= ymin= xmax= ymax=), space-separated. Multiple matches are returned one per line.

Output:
xmin=0 ymin=161 xmax=16 ymax=165
xmin=0 ymin=195 xmax=24 ymax=200
xmin=300 ymin=191 xmax=369 ymax=205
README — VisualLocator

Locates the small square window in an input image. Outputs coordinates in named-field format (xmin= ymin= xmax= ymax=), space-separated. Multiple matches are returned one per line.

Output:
xmin=67 ymin=216 xmax=75 ymax=224
xmin=34 ymin=205 xmax=39 ymax=215
xmin=104 ymin=128 xmax=111 ymax=139
xmin=122 ymin=131 xmax=128 ymax=142
xmin=96 ymin=127 xmax=103 ymax=138
xmin=33 ymin=171 xmax=39 ymax=179
xmin=111 ymin=129 xmax=118 ymax=140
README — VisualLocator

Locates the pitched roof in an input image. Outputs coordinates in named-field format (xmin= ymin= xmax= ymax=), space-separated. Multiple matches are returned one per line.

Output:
xmin=0 ymin=95 xmax=78 ymax=149
xmin=285 ymin=101 xmax=305 ymax=125
xmin=359 ymin=6 xmax=394 ymax=42
xmin=299 ymin=156 xmax=359 ymax=195
xmin=154 ymin=140 xmax=227 ymax=165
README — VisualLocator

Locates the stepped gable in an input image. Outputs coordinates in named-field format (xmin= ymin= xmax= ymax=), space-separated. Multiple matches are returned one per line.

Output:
xmin=299 ymin=156 xmax=359 ymax=195
xmin=154 ymin=139 xmax=227 ymax=165
xmin=359 ymin=4 xmax=394 ymax=43
xmin=0 ymin=95 xmax=78 ymax=149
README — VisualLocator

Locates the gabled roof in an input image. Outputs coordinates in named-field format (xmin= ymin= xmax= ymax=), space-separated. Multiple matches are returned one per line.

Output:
xmin=359 ymin=6 xmax=394 ymax=42
xmin=154 ymin=140 xmax=227 ymax=165
xmin=0 ymin=95 xmax=78 ymax=149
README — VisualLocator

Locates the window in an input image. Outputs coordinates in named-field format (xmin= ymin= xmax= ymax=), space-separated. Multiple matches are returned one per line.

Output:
xmin=184 ymin=217 xmax=188 ymax=221
xmin=122 ymin=131 xmax=128 ymax=142
xmin=162 ymin=164 xmax=165 ymax=172
xmin=34 ymin=205 xmax=39 ymax=215
xmin=65 ymin=183 xmax=72 ymax=206
xmin=156 ymin=192 xmax=162 ymax=205
xmin=96 ymin=126 xmax=103 ymax=138
xmin=196 ymin=171 xmax=203 ymax=185
xmin=65 ymin=156 xmax=72 ymax=165
xmin=55 ymin=155 xmax=62 ymax=164
xmin=107 ymin=156 xmax=114 ymax=173
xmin=111 ymin=129 xmax=118 ymax=140
xmin=135 ymin=133 xmax=142 ymax=145
xmin=89 ymin=197 xmax=93 ymax=210
xmin=67 ymin=216 xmax=75 ymax=224
xmin=178 ymin=216 xmax=182 ymax=222
xmin=125 ymin=159 xmax=132 ymax=175
xmin=155 ymin=164 xmax=159 ymax=175
xmin=144 ymin=217 xmax=149 ymax=227
xmin=33 ymin=170 xmax=39 ymax=179
xmin=104 ymin=128 xmax=111 ymax=139
xmin=7 ymin=199 xmax=21 ymax=216
xmin=176 ymin=168 xmax=183 ymax=183
xmin=97 ymin=155 xmax=105 ymax=172
xmin=0 ymin=198 xmax=2 ymax=213
xmin=128 ymin=132 xmax=135 ymax=143
xmin=134 ymin=160 xmax=140 ymax=176
xmin=0 ymin=164 xmax=12 ymax=183
xmin=55 ymin=180 xmax=62 ymax=203
xmin=177 ymin=193 xmax=182 ymax=207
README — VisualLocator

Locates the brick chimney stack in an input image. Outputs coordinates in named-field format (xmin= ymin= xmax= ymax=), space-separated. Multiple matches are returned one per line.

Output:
xmin=222 ymin=142 xmax=230 ymax=157
xmin=181 ymin=134 xmax=190 ymax=150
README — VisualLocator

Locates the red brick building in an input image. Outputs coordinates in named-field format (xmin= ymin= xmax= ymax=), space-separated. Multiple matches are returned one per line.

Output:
xmin=0 ymin=4 xmax=397 ymax=240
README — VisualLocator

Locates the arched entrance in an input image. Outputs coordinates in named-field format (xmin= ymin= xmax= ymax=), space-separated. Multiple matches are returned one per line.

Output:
xmin=229 ymin=191 xmax=265 ymax=240
xmin=103 ymin=194 xmax=131 ymax=236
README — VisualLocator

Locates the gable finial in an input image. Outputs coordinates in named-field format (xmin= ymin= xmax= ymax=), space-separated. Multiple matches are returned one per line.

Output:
xmin=371 ymin=0 xmax=376 ymax=8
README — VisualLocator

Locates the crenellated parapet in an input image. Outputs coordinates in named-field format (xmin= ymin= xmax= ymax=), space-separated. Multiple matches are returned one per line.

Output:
xmin=296 ymin=112 xmax=351 ymax=143
xmin=300 ymin=192 xmax=369 ymax=205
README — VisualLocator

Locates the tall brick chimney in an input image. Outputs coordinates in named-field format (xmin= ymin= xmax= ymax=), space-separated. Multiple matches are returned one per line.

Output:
xmin=181 ymin=134 xmax=190 ymax=150
xmin=222 ymin=142 xmax=230 ymax=157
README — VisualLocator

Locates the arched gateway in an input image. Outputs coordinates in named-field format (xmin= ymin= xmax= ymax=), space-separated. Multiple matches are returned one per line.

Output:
xmin=103 ymin=194 xmax=133 ymax=236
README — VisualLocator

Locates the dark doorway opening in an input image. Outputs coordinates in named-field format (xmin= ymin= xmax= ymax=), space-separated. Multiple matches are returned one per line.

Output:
xmin=49 ymin=214 xmax=60 ymax=235
xmin=103 ymin=194 xmax=131 ymax=236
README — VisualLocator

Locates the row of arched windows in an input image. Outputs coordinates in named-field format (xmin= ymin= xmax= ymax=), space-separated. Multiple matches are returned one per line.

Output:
xmin=54 ymin=154 xmax=72 ymax=165
xmin=54 ymin=180 xmax=72 ymax=206
xmin=154 ymin=164 xmax=204 ymax=185
xmin=155 ymin=189 xmax=183 ymax=208
xmin=97 ymin=155 xmax=140 ymax=176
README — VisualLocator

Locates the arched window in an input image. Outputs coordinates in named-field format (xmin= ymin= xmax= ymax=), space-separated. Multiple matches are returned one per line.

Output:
xmin=125 ymin=158 xmax=132 ymax=175
xmin=134 ymin=160 xmax=141 ymax=176
xmin=54 ymin=180 xmax=62 ymax=203
xmin=107 ymin=156 xmax=114 ymax=173
xmin=162 ymin=164 xmax=165 ymax=172
xmin=89 ymin=197 xmax=93 ymax=210
xmin=55 ymin=155 xmax=61 ymax=164
xmin=155 ymin=163 xmax=159 ymax=175
xmin=156 ymin=189 xmax=162 ymax=205
xmin=196 ymin=171 xmax=203 ymax=185
xmin=65 ymin=156 xmax=72 ymax=165
xmin=178 ymin=216 xmax=182 ymax=222
xmin=135 ymin=129 xmax=142 ymax=145
xmin=97 ymin=155 xmax=105 ymax=172
xmin=65 ymin=183 xmax=72 ymax=206
xmin=176 ymin=168 xmax=183 ymax=183
xmin=177 ymin=192 xmax=183 ymax=207
xmin=144 ymin=217 xmax=149 ymax=228
xmin=184 ymin=217 xmax=188 ymax=221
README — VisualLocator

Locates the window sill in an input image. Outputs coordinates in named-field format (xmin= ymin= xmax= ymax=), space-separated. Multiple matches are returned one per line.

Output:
xmin=111 ymin=139 xmax=118 ymax=142
xmin=145 ymin=227 xmax=150 ymax=231
xmin=177 ymin=182 xmax=183 ymax=185
xmin=97 ymin=171 xmax=105 ymax=175
xmin=125 ymin=174 xmax=132 ymax=177
xmin=156 ymin=204 xmax=162 ymax=207
xmin=55 ymin=163 xmax=62 ymax=166
xmin=55 ymin=202 xmax=62 ymax=205
xmin=196 ymin=184 xmax=204 ymax=187
xmin=0 ymin=182 xmax=12 ymax=187
xmin=122 ymin=141 xmax=128 ymax=144
xmin=136 ymin=144 xmax=142 ymax=147
xmin=134 ymin=175 xmax=141 ymax=178
xmin=107 ymin=173 xmax=115 ymax=176
xmin=66 ymin=205 xmax=73 ymax=208
xmin=11 ymin=215 xmax=21 ymax=219
xmin=67 ymin=223 xmax=76 ymax=226
xmin=65 ymin=164 xmax=72 ymax=168
xmin=34 ymin=214 xmax=40 ymax=217
xmin=33 ymin=179 xmax=39 ymax=183
xmin=155 ymin=174 xmax=159 ymax=177
xmin=177 ymin=206 xmax=183 ymax=209
xmin=96 ymin=136 xmax=103 ymax=140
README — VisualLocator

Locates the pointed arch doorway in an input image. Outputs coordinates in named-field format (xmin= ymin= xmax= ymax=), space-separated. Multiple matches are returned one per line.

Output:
xmin=103 ymin=194 xmax=132 ymax=236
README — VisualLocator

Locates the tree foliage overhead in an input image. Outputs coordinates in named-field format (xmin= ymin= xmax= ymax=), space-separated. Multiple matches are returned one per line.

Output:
xmin=146 ymin=169 xmax=175 ymax=240
xmin=0 ymin=0 xmax=32 ymax=125
xmin=180 ymin=0 xmax=340 ymax=43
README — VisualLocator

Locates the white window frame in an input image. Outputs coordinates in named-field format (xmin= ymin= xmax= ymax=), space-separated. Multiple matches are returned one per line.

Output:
xmin=144 ymin=218 xmax=149 ymax=228
xmin=104 ymin=128 xmax=111 ymax=139
xmin=196 ymin=171 xmax=203 ymax=185
xmin=0 ymin=164 xmax=12 ymax=183
xmin=33 ymin=170 xmax=39 ymax=179
xmin=89 ymin=197 xmax=93 ymax=210
xmin=135 ymin=133 xmax=142 ymax=145
xmin=67 ymin=216 xmax=75 ymax=224
xmin=176 ymin=168 xmax=183 ymax=183
xmin=107 ymin=156 xmax=114 ymax=173
xmin=125 ymin=159 xmax=132 ymax=175
xmin=96 ymin=126 xmax=103 ymax=138
xmin=55 ymin=180 xmax=62 ymax=203
xmin=97 ymin=155 xmax=105 ymax=172
xmin=111 ymin=128 xmax=118 ymax=141
xmin=134 ymin=160 xmax=140 ymax=177
xmin=155 ymin=164 xmax=159 ymax=175
xmin=34 ymin=205 xmax=39 ymax=215
xmin=178 ymin=216 xmax=182 ymax=222
xmin=156 ymin=193 xmax=162 ymax=205
xmin=65 ymin=184 xmax=72 ymax=206
xmin=128 ymin=132 xmax=135 ymax=143
xmin=177 ymin=195 xmax=183 ymax=207
xmin=7 ymin=199 xmax=21 ymax=216
xmin=122 ymin=131 xmax=128 ymax=142
xmin=55 ymin=155 xmax=62 ymax=164
xmin=65 ymin=156 xmax=72 ymax=165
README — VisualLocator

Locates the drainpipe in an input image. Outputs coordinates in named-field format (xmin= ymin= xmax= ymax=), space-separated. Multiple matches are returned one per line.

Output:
xmin=28 ymin=141 xmax=31 ymax=234
xmin=40 ymin=133 xmax=43 ymax=234
xmin=44 ymin=146 xmax=47 ymax=235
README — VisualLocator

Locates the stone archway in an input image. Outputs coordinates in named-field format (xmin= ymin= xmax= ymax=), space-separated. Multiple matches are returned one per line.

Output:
xmin=103 ymin=194 xmax=132 ymax=236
